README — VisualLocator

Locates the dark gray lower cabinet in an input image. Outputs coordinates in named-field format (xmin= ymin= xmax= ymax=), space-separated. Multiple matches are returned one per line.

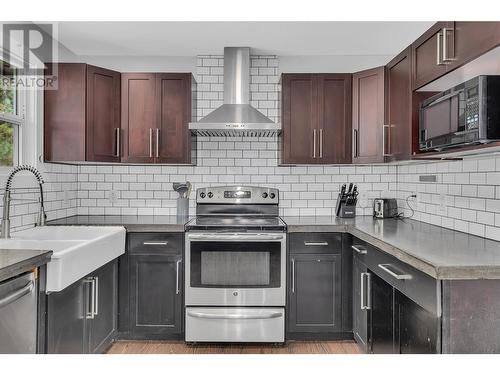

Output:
xmin=88 ymin=260 xmax=118 ymax=353
xmin=128 ymin=254 xmax=183 ymax=338
xmin=46 ymin=259 xmax=117 ymax=354
xmin=369 ymin=271 xmax=438 ymax=354
xmin=123 ymin=232 xmax=184 ymax=339
xmin=397 ymin=290 xmax=438 ymax=354
xmin=352 ymin=255 xmax=369 ymax=352
xmin=47 ymin=277 xmax=88 ymax=354
xmin=370 ymin=272 xmax=395 ymax=354
xmin=288 ymin=253 xmax=342 ymax=333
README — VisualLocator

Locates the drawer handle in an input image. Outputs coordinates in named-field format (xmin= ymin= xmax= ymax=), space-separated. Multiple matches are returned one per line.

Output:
xmin=378 ymin=264 xmax=412 ymax=280
xmin=351 ymin=245 xmax=367 ymax=254
xmin=304 ymin=241 xmax=329 ymax=246
xmin=0 ymin=280 xmax=34 ymax=309
xmin=187 ymin=311 xmax=283 ymax=320
xmin=143 ymin=241 xmax=168 ymax=246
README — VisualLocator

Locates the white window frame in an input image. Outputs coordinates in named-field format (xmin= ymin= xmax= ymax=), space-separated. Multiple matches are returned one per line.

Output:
xmin=0 ymin=49 xmax=39 ymax=174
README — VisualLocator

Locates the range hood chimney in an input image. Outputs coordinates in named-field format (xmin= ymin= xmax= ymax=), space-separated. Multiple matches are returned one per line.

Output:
xmin=189 ymin=47 xmax=280 ymax=137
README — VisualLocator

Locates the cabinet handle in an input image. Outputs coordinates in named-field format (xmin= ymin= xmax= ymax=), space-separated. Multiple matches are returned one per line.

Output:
xmin=360 ymin=272 xmax=366 ymax=310
xmin=156 ymin=128 xmax=160 ymax=158
xmin=175 ymin=259 xmax=181 ymax=295
xmin=291 ymin=258 xmax=295 ymax=294
xmin=114 ymin=128 xmax=120 ymax=157
xmin=378 ymin=264 xmax=412 ymax=280
xmin=149 ymin=128 xmax=153 ymax=158
xmin=436 ymin=30 xmax=444 ymax=65
xmin=93 ymin=276 xmax=99 ymax=316
xmin=366 ymin=273 xmax=372 ymax=309
xmin=312 ymin=129 xmax=317 ymax=158
xmin=360 ymin=272 xmax=372 ymax=310
xmin=83 ymin=278 xmax=95 ymax=319
xmin=353 ymin=129 xmax=358 ymax=158
xmin=304 ymin=241 xmax=328 ymax=246
xmin=319 ymin=128 xmax=323 ymax=158
xmin=382 ymin=124 xmax=393 ymax=157
xmin=351 ymin=245 xmax=367 ymax=254
xmin=442 ymin=27 xmax=455 ymax=62
xmin=143 ymin=241 xmax=168 ymax=246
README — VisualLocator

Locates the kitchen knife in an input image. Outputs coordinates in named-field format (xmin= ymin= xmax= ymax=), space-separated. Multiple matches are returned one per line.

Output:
xmin=347 ymin=183 xmax=353 ymax=195
xmin=340 ymin=183 xmax=346 ymax=199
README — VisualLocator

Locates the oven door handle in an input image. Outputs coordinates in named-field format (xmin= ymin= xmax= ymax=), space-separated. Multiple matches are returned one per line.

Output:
xmin=187 ymin=311 xmax=283 ymax=320
xmin=187 ymin=233 xmax=285 ymax=241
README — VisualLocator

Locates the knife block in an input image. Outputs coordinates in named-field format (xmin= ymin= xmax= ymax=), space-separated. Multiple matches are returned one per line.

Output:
xmin=335 ymin=193 xmax=357 ymax=218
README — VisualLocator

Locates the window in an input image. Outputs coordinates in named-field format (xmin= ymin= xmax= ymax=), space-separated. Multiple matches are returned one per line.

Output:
xmin=0 ymin=61 xmax=23 ymax=167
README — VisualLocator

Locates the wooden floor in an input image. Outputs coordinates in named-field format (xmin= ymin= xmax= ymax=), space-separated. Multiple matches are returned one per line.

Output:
xmin=107 ymin=340 xmax=362 ymax=354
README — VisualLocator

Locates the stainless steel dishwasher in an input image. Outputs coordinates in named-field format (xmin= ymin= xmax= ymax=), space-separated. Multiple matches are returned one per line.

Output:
xmin=0 ymin=271 xmax=37 ymax=353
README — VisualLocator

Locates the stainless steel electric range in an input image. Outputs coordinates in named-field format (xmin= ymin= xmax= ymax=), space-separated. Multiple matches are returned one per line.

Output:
xmin=184 ymin=186 xmax=286 ymax=343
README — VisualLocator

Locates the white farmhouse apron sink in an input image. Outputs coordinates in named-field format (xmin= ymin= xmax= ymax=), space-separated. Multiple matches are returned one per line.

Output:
xmin=0 ymin=226 xmax=126 ymax=292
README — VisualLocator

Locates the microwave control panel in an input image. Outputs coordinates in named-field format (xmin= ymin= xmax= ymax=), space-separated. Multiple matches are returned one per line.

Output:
xmin=465 ymin=85 xmax=479 ymax=130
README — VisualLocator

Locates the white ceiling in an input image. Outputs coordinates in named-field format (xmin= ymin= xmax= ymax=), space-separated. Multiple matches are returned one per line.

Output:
xmin=57 ymin=21 xmax=434 ymax=57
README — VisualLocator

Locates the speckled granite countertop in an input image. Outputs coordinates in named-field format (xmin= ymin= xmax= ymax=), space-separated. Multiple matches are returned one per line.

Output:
xmin=48 ymin=215 xmax=190 ymax=232
xmin=0 ymin=249 xmax=52 ymax=282
xmin=283 ymin=216 xmax=500 ymax=280
xmin=48 ymin=215 xmax=500 ymax=280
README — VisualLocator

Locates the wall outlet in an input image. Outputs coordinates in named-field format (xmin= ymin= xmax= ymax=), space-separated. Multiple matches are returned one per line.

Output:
xmin=109 ymin=190 xmax=119 ymax=203
xmin=437 ymin=193 xmax=447 ymax=214
xmin=63 ymin=190 xmax=69 ymax=206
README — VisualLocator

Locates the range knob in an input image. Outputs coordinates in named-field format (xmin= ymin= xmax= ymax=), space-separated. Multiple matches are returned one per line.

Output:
xmin=269 ymin=192 xmax=276 ymax=199
xmin=207 ymin=192 xmax=213 ymax=198
xmin=200 ymin=192 xmax=206 ymax=198
xmin=262 ymin=192 xmax=268 ymax=198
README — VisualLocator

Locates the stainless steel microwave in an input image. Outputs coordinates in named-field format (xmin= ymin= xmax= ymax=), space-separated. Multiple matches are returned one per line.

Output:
xmin=419 ymin=75 xmax=500 ymax=151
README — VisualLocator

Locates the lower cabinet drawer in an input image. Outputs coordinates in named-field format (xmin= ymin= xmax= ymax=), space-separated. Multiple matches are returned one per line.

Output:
xmin=289 ymin=233 xmax=342 ymax=254
xmin=185 ymin=307 xmax=285 ymax=343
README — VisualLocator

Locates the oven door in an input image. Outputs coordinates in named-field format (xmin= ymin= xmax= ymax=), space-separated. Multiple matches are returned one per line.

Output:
xmin=185 ymin=232 xmax=286 ymax=306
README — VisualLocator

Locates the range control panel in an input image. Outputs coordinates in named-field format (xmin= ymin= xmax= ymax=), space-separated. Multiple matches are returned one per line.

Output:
xmin=196 ymin=186 xmax=279 ymax=204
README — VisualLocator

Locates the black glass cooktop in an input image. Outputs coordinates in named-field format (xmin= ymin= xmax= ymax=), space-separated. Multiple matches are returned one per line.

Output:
xmin=185 ymin=216 xmax=286 ymax=231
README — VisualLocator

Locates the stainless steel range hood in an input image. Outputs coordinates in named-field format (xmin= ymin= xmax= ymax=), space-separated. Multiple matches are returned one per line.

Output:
xmin=189 ymin=47 xmax=280 ymax=137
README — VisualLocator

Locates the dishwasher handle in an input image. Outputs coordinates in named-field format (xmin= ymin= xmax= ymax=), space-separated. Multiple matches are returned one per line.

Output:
xmin=0 ymin=281 xmax=34 ymax=309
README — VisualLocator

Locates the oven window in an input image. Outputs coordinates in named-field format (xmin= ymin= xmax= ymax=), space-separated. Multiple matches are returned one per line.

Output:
xmin=190 ymin=242 xmax=281 ymax=288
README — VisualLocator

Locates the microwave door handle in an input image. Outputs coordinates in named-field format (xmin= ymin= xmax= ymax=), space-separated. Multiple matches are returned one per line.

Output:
xmin=425 ymin=90 xmax=462 ymax=106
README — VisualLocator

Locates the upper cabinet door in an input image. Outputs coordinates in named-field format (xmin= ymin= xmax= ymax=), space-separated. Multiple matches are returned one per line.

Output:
xmin=450 ymin=21 xmax=500 ymax=69
xmin=352 ymin=67 xmax=385 ymax=164
xmin=86 ymin=65 xmax=121 ymax=162
xmin=317 ymin=74 xmax=352 ymax=164
xmin=412 ymin=22 xmax=451 ymax=90
xmin=155 ymin=74 xmax=193 ymax=164
xmin=281 ymin=74 xmax=318 ymax=164
xmin=44 ymin=63 xmax=87 ymax=162
xmin=386 ymin=47 xmax=412 ymax=162
xmin=121 ymin=73 xmax=156 ymax=163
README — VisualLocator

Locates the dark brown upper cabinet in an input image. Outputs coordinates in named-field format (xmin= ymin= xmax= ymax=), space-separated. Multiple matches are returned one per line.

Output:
xmin=448 ymin=22 xmax=500 ymax=70
xmin=121 ymin=73 xmax=195 ymax=164
xmin=385 ymin=47 xmax=412 ymax=162
xmin=121 ymin=73 xmax=157 ymax=163
xmin=155 ymin=74 xmax=194 ymax=164
xmin=317 ymin=74 xmax=352 ymax=164
xmin=352 ymin=67 xmax=385 ymax=164
xmin=412 ymin=21 xmax=500 ymax=90
xmin=411 ymin=22 xmax=451 ymax=90
xmin=44 ymin=63 xmax=121 ymax=162
xmin=280 ymin=73 xmax=351 ymax=164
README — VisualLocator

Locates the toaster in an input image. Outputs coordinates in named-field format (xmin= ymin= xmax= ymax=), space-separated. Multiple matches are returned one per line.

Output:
xmin=373 ymin=198 xmax=398 ymax=218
